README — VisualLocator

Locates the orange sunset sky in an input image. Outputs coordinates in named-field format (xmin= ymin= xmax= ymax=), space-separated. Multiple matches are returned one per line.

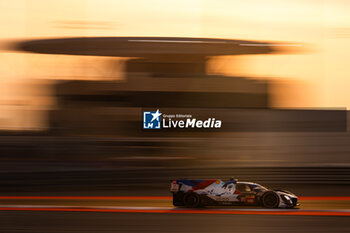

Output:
xmin=0 ymin=0 xmax=350 ymax=130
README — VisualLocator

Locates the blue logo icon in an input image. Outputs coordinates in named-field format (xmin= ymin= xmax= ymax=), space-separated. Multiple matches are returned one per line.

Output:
xmin=143 ymin=109 xmax=162 ymax=129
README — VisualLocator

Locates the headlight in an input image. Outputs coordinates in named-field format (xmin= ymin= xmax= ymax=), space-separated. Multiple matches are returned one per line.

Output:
xmin=281 ymin=194 xmax=292 ymax=204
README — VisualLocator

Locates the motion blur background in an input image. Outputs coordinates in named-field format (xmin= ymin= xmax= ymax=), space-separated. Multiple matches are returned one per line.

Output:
xmin=0 ymin=0 xmax=350 ymax=197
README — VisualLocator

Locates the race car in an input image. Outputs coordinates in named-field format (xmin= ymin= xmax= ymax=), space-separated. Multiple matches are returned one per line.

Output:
xmin=170 ymin=178 xmax=299 ymax=208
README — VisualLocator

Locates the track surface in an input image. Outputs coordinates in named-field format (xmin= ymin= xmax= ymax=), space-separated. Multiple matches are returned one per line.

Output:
xmin=0 ymin=196 xmax=350 ymax=216
xmin=1 ymin=205 xmax=350 ymax=217
xmin=0 ymin=196 xmax=349 ymax=232
xmin=1 ymin=211 xmax=349 ymax=233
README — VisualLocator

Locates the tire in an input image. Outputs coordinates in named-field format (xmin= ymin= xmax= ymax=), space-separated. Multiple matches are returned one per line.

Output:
xmin=184 ymin=193 xmax=202 ymax=208
xmin=262 ymin=191 xmax=280 ymax=208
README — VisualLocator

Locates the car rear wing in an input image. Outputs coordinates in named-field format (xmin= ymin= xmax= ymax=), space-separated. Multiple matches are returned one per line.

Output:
xmin=170 ymin=180 xmax=182 ymax=193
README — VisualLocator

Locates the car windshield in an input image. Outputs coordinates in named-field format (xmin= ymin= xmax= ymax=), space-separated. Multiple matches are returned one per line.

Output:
xmin=236 ymin=183 xmax=251 ymax=192
xmin=250 ymin=183 xmax=268 ymax=191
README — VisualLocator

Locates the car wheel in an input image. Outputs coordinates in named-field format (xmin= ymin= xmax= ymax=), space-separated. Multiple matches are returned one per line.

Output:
xmin=184 ymin=193 xmax=202 ymax=208
xmin=262 ymin=191 xmax=280 ymax=208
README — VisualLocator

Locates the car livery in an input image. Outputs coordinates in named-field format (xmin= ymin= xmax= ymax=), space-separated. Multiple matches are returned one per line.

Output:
xmin=170 ymin=179 xmax=299 ymax=208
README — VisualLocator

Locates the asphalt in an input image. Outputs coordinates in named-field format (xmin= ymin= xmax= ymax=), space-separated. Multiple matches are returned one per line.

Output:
xmin=1 ymin=211 xmax=349 ymax=233
xmin=0 ymin=197 xmax=349 ymax=210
